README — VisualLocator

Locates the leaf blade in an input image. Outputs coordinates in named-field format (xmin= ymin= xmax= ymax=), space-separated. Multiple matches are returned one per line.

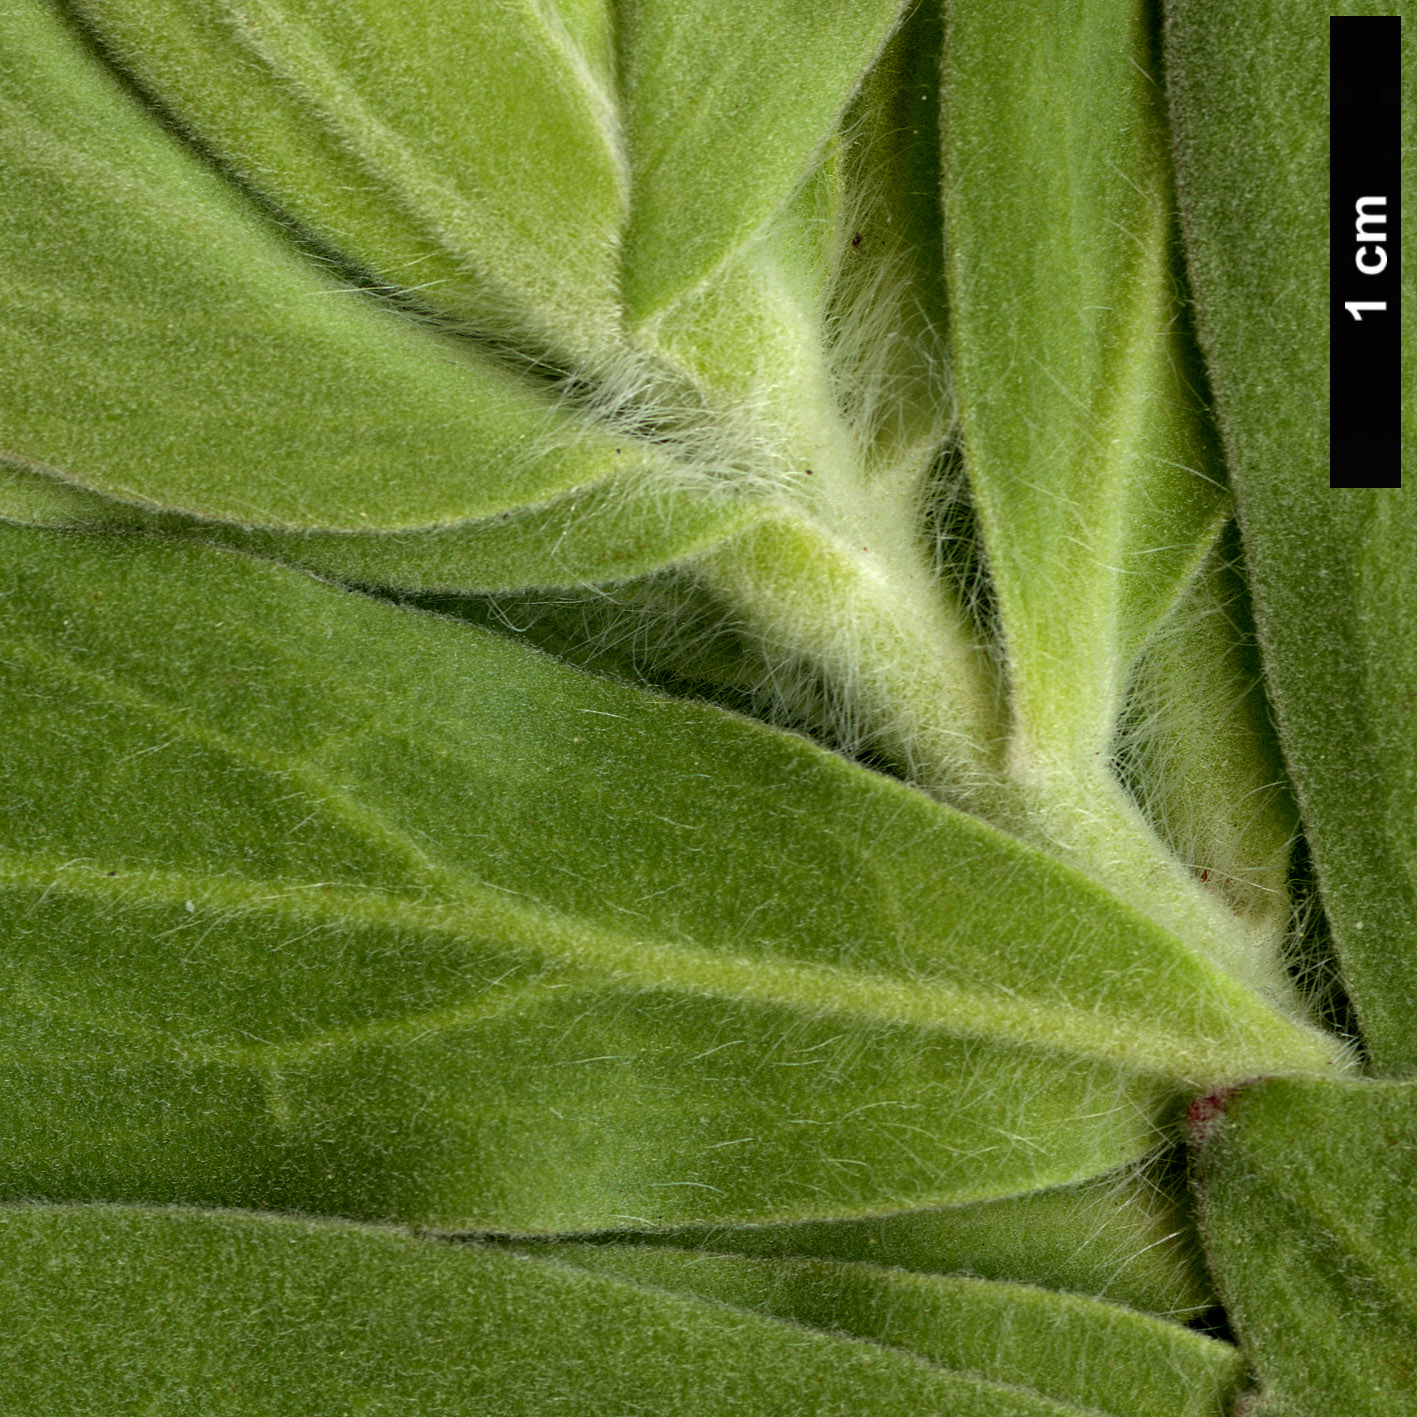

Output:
xmin=0 ymin=528 xmax=1340 ymax=1233
xmin=67 ymin=0 xmax=627 ymax=357
xmin=554 ymin=1153 xmax=1216 ymax=1319
xmin=618 ymin=0 xmax=907 ymax=326
xmin=540 ymin=1244 xmax=1246 ymax=1417
xmin=942 ymin=0 xmax=1229 ymax=771
xmin=1 ymin=1203 xmax=1102 ymax=1415
xmin=0 ymin=0 xmax=648 ymax=531
xmin=1192 ymin=1076 xmax=1417 ymax=1416
xmin=0 ymin=458 xmax=758 ymax=593
xmin=1165 ymin=0 xmax=1417 ymax=1070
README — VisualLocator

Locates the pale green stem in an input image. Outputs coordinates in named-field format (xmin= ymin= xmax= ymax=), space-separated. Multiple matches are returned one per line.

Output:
xmin=694 ymin=497 xmax=1006 ymax=807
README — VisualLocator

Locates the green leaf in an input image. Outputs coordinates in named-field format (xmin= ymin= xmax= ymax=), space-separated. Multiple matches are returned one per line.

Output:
xmin=631 ymin=0 xmax=952 ymax=465
xmin=66 ymin=0 xmax=909 ymax=368
xmin=0 ymin=458 xmax=757 ymax=594
xmin=929 ymin=0 xmax=1305 ymax=1018
xmin=1165 ymin=0 xmax=1417 ymax=1070
xmin=0 ymin=0 xmax=1002 ymax=768
xmin=828 ymin=0 xmax=951 ymax=459
xmin=3 ymin=0 xmax=757 ymax=593
xmin=942 ymin=0 xmax=1228 ymax=774
xmin=1191 ymin=1076 xmax=1417 ymax=1416
xmin=0 ymin=0 xmax=662 ymax=532
xmin=0 ymin=528 xmax=1340 ymax=1233
xmin=617 ymin=0 xmax=907 ymax=328
xmin=67 ymin=0 xmax=627 ymax=359
xmin=2 ymin=1202 xmax=1132 ymax=1415
xmin=1214 ymin=491 xmax=1417 ymax=1067
xmin=1115 ymin=522 xmax=1299 ymax=950
xmin=0 ymin=0 xmax=1394 ymax=1394
xmin=540 ymin=1243 xmax=1246 ymax=1417
xmin=555 ymin=1152 xmax=1216 ymax=1319
xmin=560 ymin=6 xmax=994 ymax=812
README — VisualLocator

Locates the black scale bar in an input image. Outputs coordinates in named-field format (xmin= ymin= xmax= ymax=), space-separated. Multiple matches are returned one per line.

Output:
xmin=1330 ymin=15 xmax=1402 ymax=489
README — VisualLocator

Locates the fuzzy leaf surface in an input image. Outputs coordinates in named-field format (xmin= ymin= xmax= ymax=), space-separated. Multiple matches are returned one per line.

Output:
xmin=0 ymin=459 xmax=757 ymax=594
xmin=615 ymin=0 xmax=906 ymax=328
xmin=923 ymin=0 xmax=1308 ymax=1023
xmin=549 ymin=1153 xmax=1215 ymax=1318
xmin=0 ymin=0 xmax=747 ymax=596
xmin=542 ymin=1243 xmax=1245 ymax=1417
xmin=1193 ymin=1076 xmax=1417 ymax=1416
xmin=1166 ymin=0 xmax=1417 ymax=1070
xmin=942 ymin=0 xmax=1227 ymax=771
xmin=0 ymin=529 xmax=1340 ymax=1234
xmin=1115 ymin=526 xmax=1299 ymax=949
xmin=4 ymin=1203 xmax=1129 ymax=1416
xmin=66 ymin=0 xmax=629 ymax=357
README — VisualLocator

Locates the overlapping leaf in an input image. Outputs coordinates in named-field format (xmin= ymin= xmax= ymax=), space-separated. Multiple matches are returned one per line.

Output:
xmin=1 ymin=0 xmax=1398 ymax=1405
xmin=1115 ymin=526 xmax=1300 ymax=952
xmin=1192 ymin=1076 xmax=1417 ymax=1415
xmin=616 ymin=0 xmax=907 ymax=331
xmin=542 ymin=1151 xmax=1215 ymax=1319
xmin=1166 ymin=0 xmax=1417 ymax=1071
xmin=66 ymin=0 xmax=630 ymax=359
xmin=942 ymin=0 xmax=1229 ymax=772
xmin=3 ymin=0 xmax=999 ymax=799
xmin=0 ymin=458 xmax=756 ymax=594
xmin=11 ymin=1202 xmax=1208 ymax=1416
xmin=0 ymin=0 xmax=662 ymax=531
xmin=928 ymin=0 xmax=1314 ymax=1019
xmin=0 ymin=528 xmax=1341 ymax=1235
xmin=1 ymin=0 xmax=769 ymax=595
xmin=542 ymin=1243 xmax=1245 ymax=1417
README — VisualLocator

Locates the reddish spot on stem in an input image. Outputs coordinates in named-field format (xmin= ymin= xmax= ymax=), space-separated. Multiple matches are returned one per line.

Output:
xmin=1187 ymin=1086 xmax=1238 ymax=1143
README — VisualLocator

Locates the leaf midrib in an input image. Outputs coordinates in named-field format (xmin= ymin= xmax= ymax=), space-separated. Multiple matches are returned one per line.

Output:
xmin=0 ymin=614 xmax=1325 ymax=1080
xmin=0 ymin=849 xmax=1287 ymax=1084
